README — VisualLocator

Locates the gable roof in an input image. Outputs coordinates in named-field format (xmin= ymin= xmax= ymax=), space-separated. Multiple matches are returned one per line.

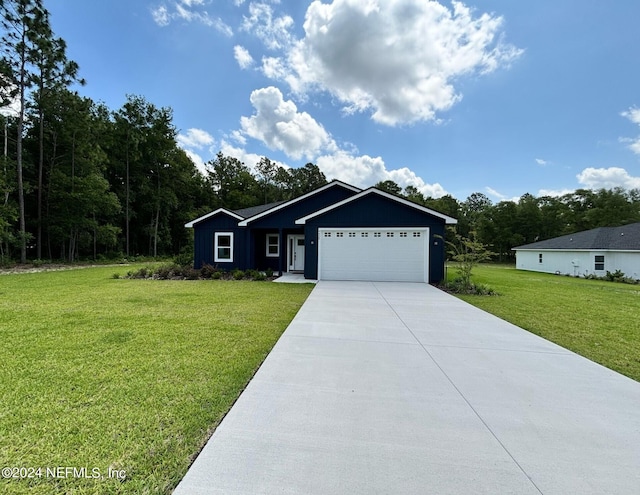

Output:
xmin=184 ymin=208 xmax=244 ymax=228
xmin=294 ymin=187 xmax=458 ymax=225
xmin=513 ymin=222 xmax=640 ymax=251
xmin=237 ymin=180 xmax=361 ymax=227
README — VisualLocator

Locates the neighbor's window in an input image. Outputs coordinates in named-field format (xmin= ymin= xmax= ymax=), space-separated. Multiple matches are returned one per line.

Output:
xmin=539 ymin=253 xmax=543 ymax=264
xmin=594 ymin=255 xmax=605 ymax=271
xmin=214 ymin=232 xmax=233 ymax=262
xmin=266 ymin=234 xmax=279 ymax=257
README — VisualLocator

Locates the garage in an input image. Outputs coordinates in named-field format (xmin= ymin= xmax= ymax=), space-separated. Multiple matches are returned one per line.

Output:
xmin=318 ymin=227 xmax=429 ymax=282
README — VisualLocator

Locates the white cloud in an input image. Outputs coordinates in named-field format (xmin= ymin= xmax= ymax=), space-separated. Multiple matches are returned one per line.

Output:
xmin=234 ymin=87 xmax=446 ymax=196
xmin=151 ymin=1 xmax=233 ymax=35
xmin=316 ymin=151 xmax=447 ymax=197
xmin=242 ymin=2 xmax=294 ymax=50
xmin=177 ymin=128 xmax=215 ymax=149
xmin=239 ymin=86 xmax=336 ymax=160
xmin=259 ymin=0 xmax=522 ymax=126
xmin=621 ymin=106 xmax=640 ymax=155
xmin=151 ymin=5 xmax=170 ymax=26
xmin=577 ymin=167 xmax=640 ymax=190
xmin=621 ymin=106 xmax=640 ymax=126
xmin=234 ymin=45 xmax=254 ymax=69
xmin=535 ymin=158 xmax=549 ymax=166
xmin=177 ymin=128 xmax=216 ymax=174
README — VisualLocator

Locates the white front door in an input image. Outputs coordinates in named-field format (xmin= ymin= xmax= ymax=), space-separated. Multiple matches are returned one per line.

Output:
xmin=288 ymin=235 xmax=305 ymax=271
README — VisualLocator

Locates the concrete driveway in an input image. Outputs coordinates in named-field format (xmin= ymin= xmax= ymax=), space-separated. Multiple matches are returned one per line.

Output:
xmin=174 ymin=281 xmax=640 ymax=494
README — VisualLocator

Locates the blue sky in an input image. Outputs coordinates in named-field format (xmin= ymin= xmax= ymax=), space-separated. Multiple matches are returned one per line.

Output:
xmin=47 ymin=0 xmax=640 ymax=201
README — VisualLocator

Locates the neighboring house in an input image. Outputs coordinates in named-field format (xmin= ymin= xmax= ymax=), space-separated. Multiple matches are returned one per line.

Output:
xmin=513 ymin=222 xmax=640 ymax=279
xmin=185 ymin=180 xmax=458 ymax=283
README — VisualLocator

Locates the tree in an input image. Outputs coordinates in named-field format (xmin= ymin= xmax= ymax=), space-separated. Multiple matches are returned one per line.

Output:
xmin=30 ymin=13 xmax=83 ymax=259
xmin=1 ymin=0 xmax=50 ymax=262
xmin=206 ymin=152 xmax=260 ymax=209
xmin=447 ymin=232 xmax=494 ymax=292
xmin=374 ymin=179 xmax=402 ymax=195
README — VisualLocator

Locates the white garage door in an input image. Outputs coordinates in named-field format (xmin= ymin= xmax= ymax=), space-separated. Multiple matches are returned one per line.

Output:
xmin=318 ymin=228 xmax=429 ymax=282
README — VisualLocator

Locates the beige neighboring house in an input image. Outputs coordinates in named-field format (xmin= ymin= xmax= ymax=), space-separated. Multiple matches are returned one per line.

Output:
xmin=513 ymin=222 xmax=640 ymax=279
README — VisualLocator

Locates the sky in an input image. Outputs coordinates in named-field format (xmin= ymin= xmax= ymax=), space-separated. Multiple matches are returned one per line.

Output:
xmin=45 ymin=0 xmax=640 ymax=202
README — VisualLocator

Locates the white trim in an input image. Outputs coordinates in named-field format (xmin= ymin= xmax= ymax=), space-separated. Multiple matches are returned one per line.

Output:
xmin=317 ymin=227 xmax=429 ymax=283
xmin=266 ymin=233 xmax=280 ymax=258
xmin=185 ymin=208 xmax=244 ymax=228
xmin=295 ymin=188 xmax=457 ymax=225
xmin=214 ymin=232 xmax=234 ymax=262
xmin=237 ymin=180 xmax=361 ymax=226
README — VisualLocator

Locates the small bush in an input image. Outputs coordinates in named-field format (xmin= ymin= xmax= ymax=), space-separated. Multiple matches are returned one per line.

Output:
xmin=443 ymin=277 xmax=498 ymax=296
xmin=200 ymin=263 xmax=218 ymax=279
xmin=232 ymin=269 xmax=245 ymax=280
xmin=265 ymin=267 xmax=273 ymax=278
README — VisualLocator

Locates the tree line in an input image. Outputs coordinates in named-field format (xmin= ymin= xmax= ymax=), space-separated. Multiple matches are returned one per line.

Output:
xmin=376 ymin=180 xmax=640 ymax=261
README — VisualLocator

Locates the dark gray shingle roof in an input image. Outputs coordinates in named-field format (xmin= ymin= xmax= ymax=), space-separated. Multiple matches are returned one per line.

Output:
xmin=233 ymin=201 xmax=287 ymax=219
xmin=514 ymin=222 xmax=640 ymax=251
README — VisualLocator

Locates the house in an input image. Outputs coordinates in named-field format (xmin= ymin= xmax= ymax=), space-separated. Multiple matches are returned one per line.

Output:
xmin=185 ymin=180 xmax=458 ymax=283
xmin=513 ymin=222 xmax=640 ymax=279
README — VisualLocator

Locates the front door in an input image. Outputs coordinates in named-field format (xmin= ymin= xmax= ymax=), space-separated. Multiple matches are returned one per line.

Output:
xmin=287 ymin=235 xmax=305 ymax=272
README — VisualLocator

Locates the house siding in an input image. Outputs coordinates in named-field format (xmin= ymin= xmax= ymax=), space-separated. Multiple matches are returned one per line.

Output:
xmin=302 ymin=194 xmax=448 ymax=283
xmin=515 ymin=249 xmax=640 ymax=279
xmin=192 ymin=214 xmax=247 ymax=270
xmin=247 ymin=187 xmax=357 ymax=230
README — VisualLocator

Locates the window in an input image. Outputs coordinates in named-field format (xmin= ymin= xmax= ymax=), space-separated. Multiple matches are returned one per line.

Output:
xmin=266 ymin=234 xmax=279 ymax=257
xmin=348 ymin=232 xmax=356 ymax=237
xmin=361 ymin=232 xmax=369 ymax=238
xmin=324 ymin=232 xmax=332 ymax=237
xmin=336 ymin=232 xmax=344 ymax=237
xmin=400 ymin=232 xmax=407 ymax=238
xmin=594 ymin=255 xmax=605 ymax=271
xmin=214 ymin=233 xmax=233 ymax=262
xmin=374 ymin=232 xmax=381 ymax=237
xmin=412 ymin=232 xmax=421 ymax=238
xmin=539 ymin=253 xmax=543 ymax=264
xmin=386 ymin=232 xmax=394 ymax=237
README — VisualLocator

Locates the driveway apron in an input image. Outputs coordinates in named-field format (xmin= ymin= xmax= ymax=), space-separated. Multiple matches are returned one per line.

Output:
xmin=174 ymin=281 xmax=640 ymax=494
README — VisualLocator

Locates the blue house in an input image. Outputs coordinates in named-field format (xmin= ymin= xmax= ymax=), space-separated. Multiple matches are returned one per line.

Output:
xmin=185 ymin=180 xmax=457 ymax=283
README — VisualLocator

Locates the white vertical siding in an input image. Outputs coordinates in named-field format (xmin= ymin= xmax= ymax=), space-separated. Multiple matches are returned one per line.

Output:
xmin=515 ymin=250 xmax=640 ymax=279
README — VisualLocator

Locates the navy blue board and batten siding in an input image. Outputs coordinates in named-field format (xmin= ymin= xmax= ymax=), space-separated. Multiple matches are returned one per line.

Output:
xmin=192 ymin=212 xmax=246 ymax=270
xmin=301 ymin=193 xmax=448 ymax=283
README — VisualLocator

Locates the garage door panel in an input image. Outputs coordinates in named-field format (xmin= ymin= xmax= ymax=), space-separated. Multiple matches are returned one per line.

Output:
xmin=319 ymin=228 xmax=429 ymax=282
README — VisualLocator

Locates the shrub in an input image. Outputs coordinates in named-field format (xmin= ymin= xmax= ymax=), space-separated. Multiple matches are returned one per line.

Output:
xmin=232 ymin=269 xmax=245 ymax=280
xmin=265 ymin=267 xmax=273 ymax=278
xmin=200 ymin=263 xmax=218 ymax=279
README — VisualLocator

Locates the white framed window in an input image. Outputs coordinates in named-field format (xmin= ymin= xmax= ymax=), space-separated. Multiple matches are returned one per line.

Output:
xmin=348 ymin=232 xmax=356 ymax=237
xmin=412 ymin=232 xmax=421 ymax=238
xmin=594 ymin=255 xmax=605 ymax=271
xmin=400 ymin=232 xmax=407 ymax=237
xmin=361 ymin=232 xmax=368 ymax=238
xmin=374 ymin=232 xmax=381 ymax=238
xmin=539 ymin=253 xmax=543 ymax=264
xmin=324 ymin=232 xmax=332 ymax=237
xmin=214 ymin=232 xmax=234 ymax=262
xmin=266 ymin=234 xmax=279 ymax=257
xmin=386 ymin=232 xmax=395 ymax=237
xmin=337 ymin=232 xmax=344 ymax=237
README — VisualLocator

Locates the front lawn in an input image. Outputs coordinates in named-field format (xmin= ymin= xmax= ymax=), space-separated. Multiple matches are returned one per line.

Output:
xmin=449 ymin=264 xmax=640 ymax=382
xmin=0 ymin=265 xmax=313 ymax=494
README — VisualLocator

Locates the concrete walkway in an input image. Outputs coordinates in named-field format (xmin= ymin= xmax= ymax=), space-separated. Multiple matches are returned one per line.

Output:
xmin=174 ymin=281 xmax=640 ymax=494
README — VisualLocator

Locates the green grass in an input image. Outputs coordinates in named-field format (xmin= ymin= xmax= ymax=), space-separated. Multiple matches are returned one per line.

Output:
xmin=0 ymin=265 xmax=313 ymax=494
xmin=449 ymin=263 xmax=640 ymax=382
